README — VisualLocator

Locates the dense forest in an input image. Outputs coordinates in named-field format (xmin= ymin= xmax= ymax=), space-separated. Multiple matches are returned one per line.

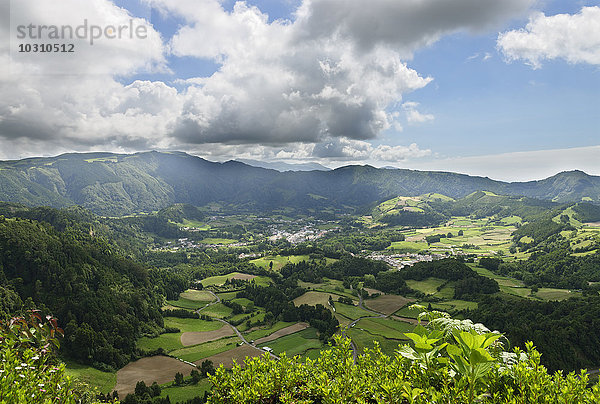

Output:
xmin=0 ymin=216 xmax=188 ymax=369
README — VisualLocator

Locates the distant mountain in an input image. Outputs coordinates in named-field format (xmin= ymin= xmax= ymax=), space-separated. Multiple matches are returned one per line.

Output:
xmin=235 ymin=159 xmax=330 ymax=172
xmin=0 ymin=151 xmax=598 ymax=216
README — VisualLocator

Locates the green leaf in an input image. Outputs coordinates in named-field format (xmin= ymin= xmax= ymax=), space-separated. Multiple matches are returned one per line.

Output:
xmin=470 ymin=348 xmax=494 ymax=365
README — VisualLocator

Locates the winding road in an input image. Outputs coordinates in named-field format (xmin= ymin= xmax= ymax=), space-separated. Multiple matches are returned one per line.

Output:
xmin=196 ymin=287 xmax=415 ymax=365
xmin=196 ymin=290 xmax=279 ymax=360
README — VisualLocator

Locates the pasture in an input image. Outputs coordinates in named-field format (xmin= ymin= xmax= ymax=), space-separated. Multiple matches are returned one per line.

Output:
xmin=201 ymin=272 xmax=271 ymax=287
xmin=364 ymin=294 xmax=413 ymax=315
xmin=536 ymin=288 xmax=581 ymax=301
xmin=64 ymin=361 xmax=116 ymax=395
xmin=171 ymin=336 xmax=241 ymax=363
xmin=244 ymin=321 xmax=295 ymax=342
xmin=259 ymin=328 xmax=323 ymax=357
xmin=254 ymin=322 xmax=309 ymax=345
xmin=201 ymin=303 xmax=233 ymax=319
xmin=167 ymin=289 xmax=215 ymax=310
xmin=347 ymin=327 xmax=404 ymax=356
xmin=159 ymin=379 xmax=212 ymax=403
xmin=250 ymin=254 xmax=311 ymax=271
xmin=137 ymin=318 xmax=222 ymax=352
xmin=293 ymin=291 xmax=341 ymax=309
xmin=405 ymin=278 xmax=446 ymax=295
xmin=334 ymin=302 xmax=374 ymax=320
xmin=355 ymin=317 xmax=413 ymax=339
xmin=200 ymin=238 xmax=238 ymax=245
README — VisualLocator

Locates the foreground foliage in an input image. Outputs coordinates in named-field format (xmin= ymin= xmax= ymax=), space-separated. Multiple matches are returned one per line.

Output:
xmin=0 ymin=311 xmax=103 ymax=403
xmin=209 ymin=312 xmax=600 ymax=403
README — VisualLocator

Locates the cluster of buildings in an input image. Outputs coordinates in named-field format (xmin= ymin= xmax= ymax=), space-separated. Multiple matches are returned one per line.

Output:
xmin=367 ymin=252 xmax=449 ymax=269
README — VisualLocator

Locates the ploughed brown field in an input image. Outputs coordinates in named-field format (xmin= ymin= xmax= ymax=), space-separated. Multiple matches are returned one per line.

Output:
xmin=115 ymin=356 xmax=195 ymax=397
xmin=195 ymin=344 xmax=265 ymax=368
xmin=254 ymin=322 xmax=309 ymax=345
xmin=231 ymin=273 xmax=257 ymax=281
xmin=180 ymin=325 xmax=235 ymax=346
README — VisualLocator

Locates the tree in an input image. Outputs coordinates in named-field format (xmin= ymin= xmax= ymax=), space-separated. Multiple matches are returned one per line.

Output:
xmin=191 ymin=369 xmax=201 ymax=384
xmin=200 ymin=359 xmax=214 ymax=377
xmin=150 ymin=382 xmax=161 ymax=397
xmin=134 ymin=381 xmax=150 ymax=398
xmin=174 ymin=372 xmax=184 ymax=386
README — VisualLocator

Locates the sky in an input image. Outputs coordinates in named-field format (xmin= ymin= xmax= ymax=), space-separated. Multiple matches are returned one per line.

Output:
xmin=1 ymin=0 xmax=599 ymax=181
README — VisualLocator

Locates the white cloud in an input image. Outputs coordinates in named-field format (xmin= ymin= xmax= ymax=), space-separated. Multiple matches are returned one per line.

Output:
xmin=181 ymin=138 xmax=430 ymax=165
xmin=0 ymin=0 xmax=535 ymax=160
xmin=0 ymin=0 xmax=170 ymax=153
xmin=311 ymin=137 xmax=431 ymax=161
xmin=402 ymin=102 xmax=434 ymax=124
xmin=294 ymin=0 xmax=534 ymax=56
xmin=498 ymin=6 xmax=600 ymax=68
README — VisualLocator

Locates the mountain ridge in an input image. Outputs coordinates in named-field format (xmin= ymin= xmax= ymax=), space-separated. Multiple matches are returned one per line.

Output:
xmin=0 ymin=151 xmax=598 ymax=216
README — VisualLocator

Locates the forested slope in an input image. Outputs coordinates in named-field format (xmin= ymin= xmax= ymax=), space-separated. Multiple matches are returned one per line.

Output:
xmin=1 ymin=151 xmax=599 ymax=216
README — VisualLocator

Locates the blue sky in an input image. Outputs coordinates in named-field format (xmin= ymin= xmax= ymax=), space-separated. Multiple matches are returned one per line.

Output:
xmin=2 ymin=0 xmax=599 ymax=180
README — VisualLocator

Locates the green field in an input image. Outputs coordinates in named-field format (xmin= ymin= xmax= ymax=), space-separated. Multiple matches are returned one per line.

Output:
xmin=298 ymin=278 xmax=356 ymax=299
xmin=347 ymin=327 xmax=404 ymax=356
xmin=201 ymin=272 xmax=271 ymax=287
xmin=64 ymin=361 xmax=116 ymax=394
xmin=200 ymin=238 xmax=238 ymax=245
xmin=259 ymin=328 xmax=323 ymax=357
xmin=472 ymin=266 xmax=524 ymax=288
xmin=167 ymin=289 xmax=215 ymax=310
xmin=334 ymin=302 xmax=373 ymax=320
xmin=535 ymin=288 xmax=581 ymax=301
xmin=405 ymin=278 xmax=446 ymax=295
xmin=216 ymin=291 xmax=239 ymax=300
xmin=201 ymin=303 xmax=233 ymax=319
xmin=432 ymin=300 xmax=478 ymax=311
xmin=244 ymin=321 xmax=295 ymax=342
xmin=250 ymin=255 xmax=311 ymax=271
xmin=355 ymin=318 xmax=413 ymax=339
xmin=137 ymin=318 xmax=222 ymax=352
xmin=395 ymin=299 xmax=477 ymax=316
xmin=293 ymin=290 xmax=356 ymax=310
xmin=159 ymin=379 xmax=212 ymax=402
xmin=500 ymin=285 xmax=532 ymax=298
xmin=180 ymin=219 xmax=210 ymax=230
xmin=170 ymin=336 xmax=240 ymax=362
xmin=387 ymin=241 xmax=427 ymax=252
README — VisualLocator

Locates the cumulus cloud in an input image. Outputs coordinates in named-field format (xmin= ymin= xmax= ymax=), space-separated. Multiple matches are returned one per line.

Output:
xmin=294 ymin=0 xmax=534 ymax=56
xmin=312 ymin=137 xmax=430 ymax=161
xmin=402 ymin=102 xmax=434 ymax=124
xmin=0 ymin=0 xmax=169 ymax=152
xmin=0 ymin=0 xmax=534 ymax=163
xmin=498 ymin=6 xmax=600 ymax=68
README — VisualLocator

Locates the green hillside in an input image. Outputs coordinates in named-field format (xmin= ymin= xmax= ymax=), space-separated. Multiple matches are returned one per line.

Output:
xmin=1 ymin=152 xmax=599 ymax=216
